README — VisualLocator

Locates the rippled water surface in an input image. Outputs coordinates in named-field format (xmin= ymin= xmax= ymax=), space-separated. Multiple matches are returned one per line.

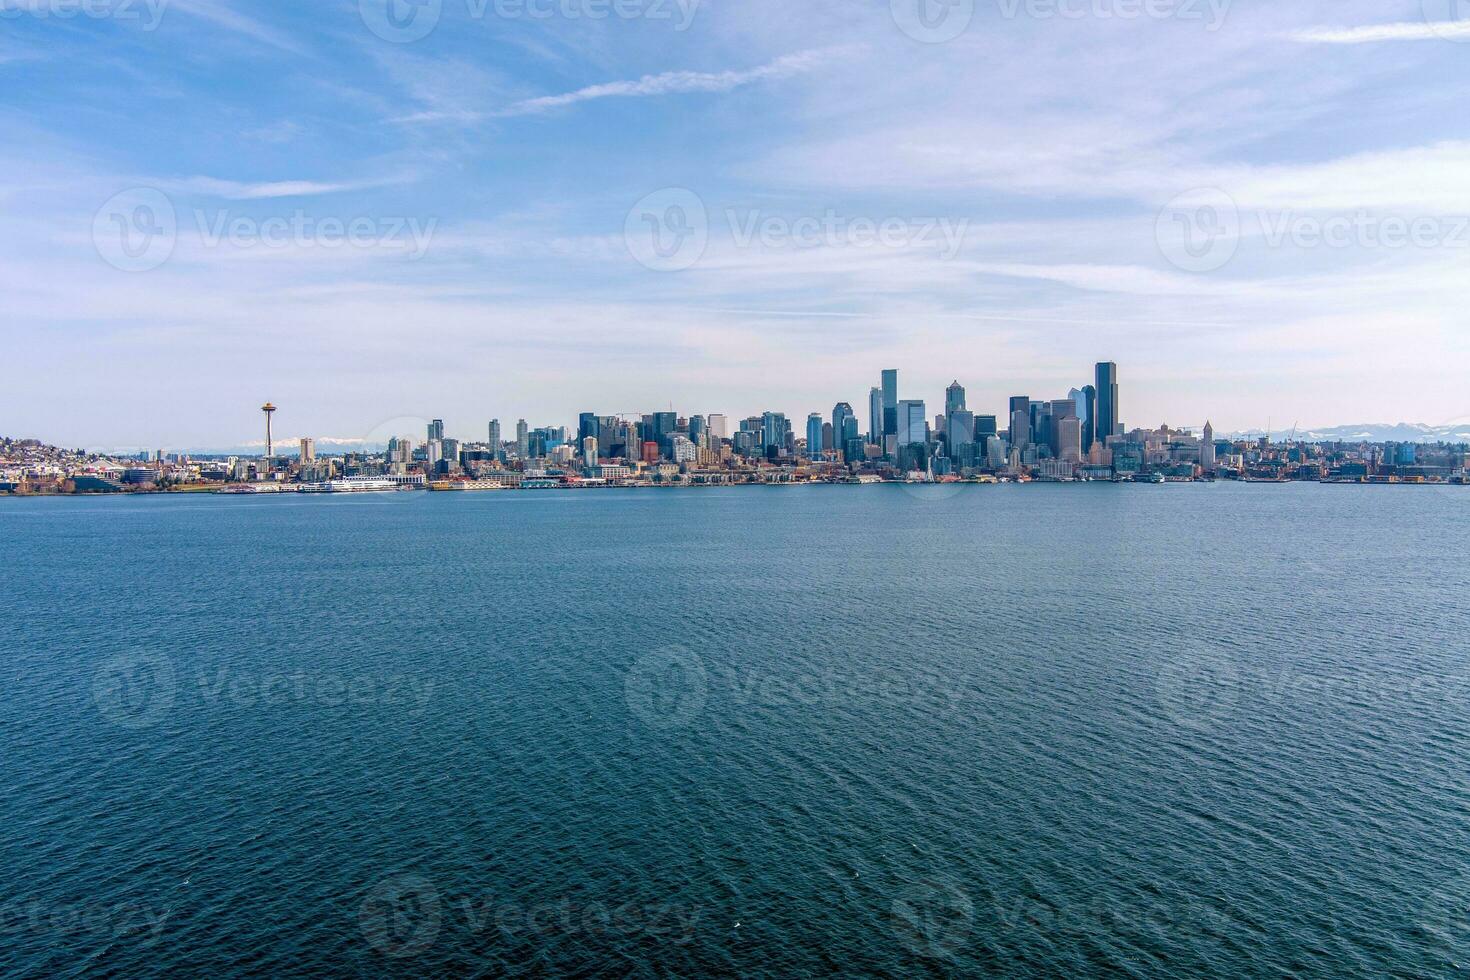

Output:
xmin=3 ymin=483 xmax=1469 ymax=976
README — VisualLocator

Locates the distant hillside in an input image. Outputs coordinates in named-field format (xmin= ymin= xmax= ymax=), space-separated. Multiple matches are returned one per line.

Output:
xmin=1224 ymin=423 xmax=1470 ymax=444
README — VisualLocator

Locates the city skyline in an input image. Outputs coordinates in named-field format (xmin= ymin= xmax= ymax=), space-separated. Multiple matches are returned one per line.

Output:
xmin=6 ymin=2 xmax=1470 ymax=446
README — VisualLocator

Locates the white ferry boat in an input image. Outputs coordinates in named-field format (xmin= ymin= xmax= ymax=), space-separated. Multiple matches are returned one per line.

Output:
xmin=218 ymin=483 xmax=283 ymax=494
xmin=299 ymin=477 xmax=405 ymax=493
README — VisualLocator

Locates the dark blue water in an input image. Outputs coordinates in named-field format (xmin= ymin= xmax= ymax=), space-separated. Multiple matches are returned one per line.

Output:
xmin=3 ymin=484 xmax=1469 ymax=976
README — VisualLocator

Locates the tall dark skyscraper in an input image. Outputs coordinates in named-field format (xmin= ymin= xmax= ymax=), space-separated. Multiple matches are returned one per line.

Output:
xmin=1095 ymin=362 xmax=1119 ymax=443
xmin=1081 ymin=384 xmax=1097 ymax=451
xmin=1008 ymin=396 xmax=1031 ymax=450
xmin=577 ymin=412 xmax=600 ymax=449
xmin=868 ymin=387 xmax=882 ymax=443
xmin=881 ymin=369 xmax=899 ymax=441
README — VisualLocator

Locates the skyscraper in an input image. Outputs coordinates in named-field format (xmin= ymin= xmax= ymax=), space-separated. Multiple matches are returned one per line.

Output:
xmin=516 ymin=419 xmax=529 ymax=459
xmin=299 ymin=437 xmax=315 ymax=462
xmin=833 ymin=402 xmax=855 ymax=452
xmin=577 ymin=413 xmax=600 ymax=452
xmin=1201 ymin=421 xmax=1216 ymax=470
xmin=707 ymin=414 xmax=729 ymax=442
xmin=488 ymin=419 xmax=502 ymax=460
xmin=898 ymin=399 xmax=928 ymax=446
xmin=945 ymin=380 xmax=966 ymax=416
xmin=868 ymin=387 xmax=883 ymax=444
xmin=428 ymin=419 xmax=445 ymax=443
xmin=1008 ymin=396 xmax=1031 ymax=450
xmin=807 ymin=413 xmax=824 ymax=459
xmin=1095 ymin=362 xmax=1119 ymax=442
xmin=881 ymin=369 xmax=899 ymax=443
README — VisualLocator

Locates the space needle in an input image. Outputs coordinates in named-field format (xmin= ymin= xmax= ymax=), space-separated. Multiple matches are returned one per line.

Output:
xmin=262 ymin=402 xmax=277 ymax=470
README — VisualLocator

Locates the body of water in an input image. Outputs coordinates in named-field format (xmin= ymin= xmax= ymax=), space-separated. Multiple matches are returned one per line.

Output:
xmin=3 ymin=483 xmax=1468 ymax=975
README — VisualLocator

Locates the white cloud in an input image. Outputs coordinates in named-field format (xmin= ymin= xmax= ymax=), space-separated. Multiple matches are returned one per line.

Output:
xmin=497 ymin=47 xmax=851 ymax=117
xmin=1291 ymin=21 xmax=1470 ymax=43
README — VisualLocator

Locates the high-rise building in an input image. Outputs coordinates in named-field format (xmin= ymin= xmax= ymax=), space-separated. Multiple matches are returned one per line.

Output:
xmin=516 ymin=419 xmax=529 ymax=459
xmin=488 ymin=420 xmax=502 ymax=460
xmin=1201 ymin=421 xmax=1216 ymax=470
xmin=806 ymin=413 xmax=824 ymax=459
xmin=881 ymin=369 xmax=899 ymax=441
xmin=1008 ymin=397 xmax=1031 ymax=449
xmin=707 ymin=414 xmax=729 ymax=442
xmin=1058 ymin=416 xmax=1082 ymax=463
xmin=652 ymin=412 xmax=677 ymax=456
xmin=428 ymin=419 xmax=445 ymax=443
xmin=762 ymin=412 xmax=789 ymax=454
xmin=689 ymin=415 xmax=707 ymax=447
xmin=577 ymin=413 xmax=600 ymax=452
xmin=945 ymin=380 xmax=966 ymax=416
xmin=832 ymin=402 xmax=855 ymax=451
xmin=898 ymin=399 xmax=928 ymax=446
xmin=868 ymin=387 xmax=883 ymax=444
xmin=299 ymin=437 xmax=315 ymax=462
xmin=1095 ymin=362 xmax=1119 ymax=442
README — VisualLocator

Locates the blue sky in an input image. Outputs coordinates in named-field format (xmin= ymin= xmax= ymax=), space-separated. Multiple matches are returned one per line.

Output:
xmin=4 ymin=0 xmax=1470 ymax=449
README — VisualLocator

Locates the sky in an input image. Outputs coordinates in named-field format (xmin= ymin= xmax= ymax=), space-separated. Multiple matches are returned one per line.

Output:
xmin=3 ymin=0 xmax=1470 ymax=450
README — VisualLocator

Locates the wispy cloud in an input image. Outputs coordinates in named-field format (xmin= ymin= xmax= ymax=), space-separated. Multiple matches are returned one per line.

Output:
xmin=169 ymin=174 xmax=415 ymax=199
xmin=1291 ymin=21 xmax=1470 ymax=43
xmin=167 ymin=0 xmax=305 ymax=53
xmin=496 ymin=47 xmax=851 ymax=118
